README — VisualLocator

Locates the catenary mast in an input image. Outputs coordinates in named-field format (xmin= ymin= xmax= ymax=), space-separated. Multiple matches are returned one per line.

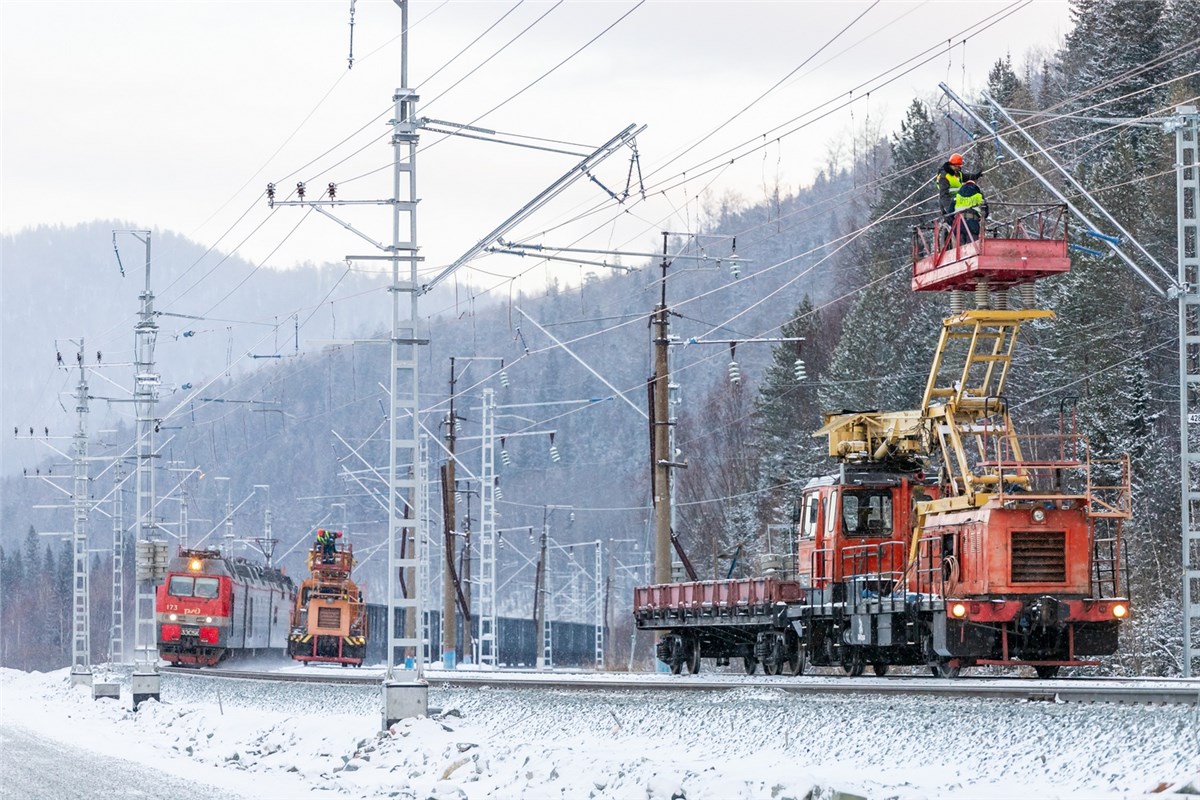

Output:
xmin=69 ymin=340 xmax=91 ymax=686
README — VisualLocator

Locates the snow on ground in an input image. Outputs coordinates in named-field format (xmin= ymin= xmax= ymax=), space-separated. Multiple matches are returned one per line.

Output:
xmin=2 ymin=666 xmax=1199 ymax=799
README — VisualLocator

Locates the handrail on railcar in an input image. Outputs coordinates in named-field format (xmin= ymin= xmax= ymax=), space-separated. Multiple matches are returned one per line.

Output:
xmin=911 ymin=202 xmax=1069 ymax=271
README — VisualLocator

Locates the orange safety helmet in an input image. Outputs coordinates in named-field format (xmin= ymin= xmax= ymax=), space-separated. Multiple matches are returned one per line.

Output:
xmin=948 ymin=153 xmax=964 ymax=167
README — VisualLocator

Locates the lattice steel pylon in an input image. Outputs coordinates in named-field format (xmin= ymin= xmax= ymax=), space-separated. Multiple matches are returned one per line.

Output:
xmin=382 ymin=36 xmax=424 ymax=685
xmin=419 ymin=434 xmax=433 ymax=665
xmin=110 ymin=462 xmax=125 ymax=664
xmin=70 ymin=340 xmax=91 ymax=682
xmin=268 ymin=1 xmax=427 ymax=722
xmin=127 ymin=230 xmax=159 ymax=670
xmin=593 ymin=540 xmax=603 ymax=670
xmin=478 ymin=389 xmax=497 ymax=667
xmin=1176 ymin=106 xmax=1200 ymax=678
xmin=179 ymin=483 xmax=190 ymax=550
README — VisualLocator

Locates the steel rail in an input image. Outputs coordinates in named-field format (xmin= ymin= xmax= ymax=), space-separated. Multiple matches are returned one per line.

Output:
xmin=160 ymin=667 xmax=1200 ymax=705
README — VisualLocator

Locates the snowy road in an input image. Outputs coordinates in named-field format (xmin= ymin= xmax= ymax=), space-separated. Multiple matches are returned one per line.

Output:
xmin=3 ymin=667 xmax=1199 ymax=799
xmin=0 ymin=725 xmax=245 ymax=800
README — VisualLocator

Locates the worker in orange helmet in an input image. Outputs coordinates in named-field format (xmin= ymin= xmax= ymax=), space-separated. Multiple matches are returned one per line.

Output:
xmin=935 ymin=152 xmax=984 ymax=219
xmin=318 ymin=529 xmax=343 ymax=563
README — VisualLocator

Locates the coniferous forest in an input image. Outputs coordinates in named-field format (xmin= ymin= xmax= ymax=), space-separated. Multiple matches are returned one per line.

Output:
xmin=3 ymin=0 xmax=1199 ymax=674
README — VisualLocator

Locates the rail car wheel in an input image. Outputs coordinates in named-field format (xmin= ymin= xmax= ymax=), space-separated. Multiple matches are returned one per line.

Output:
xmin=763 ymin=660 xmax=782 ymax=676
xmin=686 ymin=639 xmax=702 ymax=674
xmin=844 ymin=650 xmax=865 ymax=677
xmin=742 ymin=656 xmax=758 ymax=674
xmin=930 ymin=661 xmax=961 ymax=679
xmin=670 ymin=658 xmax=683 ymax=675
xmin=922 ymin=634 xmax=961 ymax=679
xmin=871 ymin=662 xmax=889 ymax=677
xmin=786 ymin=641 xmax=806 ymax=676
xmin=1034 ymin=665 xmax=1060 ymax=679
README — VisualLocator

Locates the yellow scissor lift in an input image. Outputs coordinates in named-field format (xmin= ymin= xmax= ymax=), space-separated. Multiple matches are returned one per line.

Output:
xmin=917 ymin=308 xmax=1131 ymax=598
xmin=819 ymin=308 xmax=1131 ymax=598
xmin=921 ymin=309 xmax=1051 ymax=509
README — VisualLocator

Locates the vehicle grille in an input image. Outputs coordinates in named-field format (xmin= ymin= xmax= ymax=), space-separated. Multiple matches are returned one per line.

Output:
xmin=317 ymin=607 xmax=342 ymax=628
xmin=1010 ymin=530 xmax=1066 ymax=583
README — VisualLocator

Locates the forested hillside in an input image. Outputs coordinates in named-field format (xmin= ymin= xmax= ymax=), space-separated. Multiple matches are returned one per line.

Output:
xmin=3 ymin=0 xmax=1198 ymax=674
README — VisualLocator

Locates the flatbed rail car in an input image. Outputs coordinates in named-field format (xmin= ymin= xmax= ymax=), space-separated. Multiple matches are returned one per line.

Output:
xmin=634 ymin=577 xmax=804 ymax=674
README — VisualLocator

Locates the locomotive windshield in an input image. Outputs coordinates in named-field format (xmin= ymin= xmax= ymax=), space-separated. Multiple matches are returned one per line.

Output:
xmin=167 ymin=576 xmax=192 ymax=596
xmin=167 ymin=575 xmax=220 ymax=598
xmin=840 ymin=490 xmax=893 ymax=537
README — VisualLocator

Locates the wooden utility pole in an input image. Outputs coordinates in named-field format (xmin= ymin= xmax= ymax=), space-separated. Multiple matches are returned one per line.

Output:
xmin=651 ymin=232 xmax=672 ymax=586
xmin=533 ymin=525 xmax=548 ymax=668
xmin=441 ymin=359 xmax=459 ymax=666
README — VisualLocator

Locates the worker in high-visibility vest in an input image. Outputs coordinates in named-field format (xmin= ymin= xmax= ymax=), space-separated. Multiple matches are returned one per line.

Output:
xmin=935 ymin=153 xmax=983 ymax=218
xmin=953 ymin=180 xmax=989 ymax=239
xmin=316 ymin=528 xmax=342 ymax=563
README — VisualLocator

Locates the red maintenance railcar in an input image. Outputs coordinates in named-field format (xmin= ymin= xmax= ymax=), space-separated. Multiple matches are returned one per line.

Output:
xmin=637 ymin=315 xmax=1132 ymax=679
xmin=156 ymin=548 xmax=295 ymax=666
xmin=637 ymin=418 xmax=1131 ymax=678
xmin=637 ymin=201 xmax=1132 ymax=679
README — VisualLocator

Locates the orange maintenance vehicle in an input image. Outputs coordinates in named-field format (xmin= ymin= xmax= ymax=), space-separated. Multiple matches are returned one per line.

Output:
xmin=287 ymin=532 xmax=369 ymax=667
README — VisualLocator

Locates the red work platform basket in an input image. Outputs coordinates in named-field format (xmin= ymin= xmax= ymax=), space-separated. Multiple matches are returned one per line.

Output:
xmin=912 ymin=203 xmax=1070 ymax=293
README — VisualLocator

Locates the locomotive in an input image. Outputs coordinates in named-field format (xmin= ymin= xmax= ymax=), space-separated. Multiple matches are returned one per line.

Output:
xmin=635 ymin=204 xmax=1132 ymax=678
xmin=287 ymin=535 xmax=369 ymax=666
xmin=155 ymin=547 xmax=296 ymax=666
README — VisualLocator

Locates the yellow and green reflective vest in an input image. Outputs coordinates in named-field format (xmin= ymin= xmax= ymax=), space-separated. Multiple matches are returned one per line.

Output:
xmin=955 ymin=185 xmax=984 ymax=213
xmin=936 ymin=170 xmax=964 ymax=196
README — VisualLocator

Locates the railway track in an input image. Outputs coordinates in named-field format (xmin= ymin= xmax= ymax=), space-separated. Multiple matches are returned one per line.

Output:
xmin=160 ymin=666 xmax=1200 ymax=705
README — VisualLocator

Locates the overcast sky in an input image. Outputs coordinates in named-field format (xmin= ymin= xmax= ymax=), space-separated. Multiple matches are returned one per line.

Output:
xmin=2 ymin=0 xmax=1074 ymax=293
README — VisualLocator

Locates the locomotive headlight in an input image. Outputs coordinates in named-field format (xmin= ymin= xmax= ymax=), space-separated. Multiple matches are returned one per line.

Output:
xmin=1112 ymin=603 xmax=1128 ymax=619
xmin=951 ymin=603 xmax=967 ymax=618
xmin=1031 ymin=508 xmax=1046 ymax=523
xmin=205 ymin=616 xmax=213 ymax=623
xmin=189 ymin=559 xmax=202 ymax=571
xmin=169 ymin=613 xmax=178 ymax=621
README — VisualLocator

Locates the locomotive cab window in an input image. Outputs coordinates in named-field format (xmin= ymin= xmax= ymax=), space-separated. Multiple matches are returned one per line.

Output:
xmin=168 ymin=576 xmax=194 ymax=597
xmin=841 ymin=490 xmax=893 ymax=537
xmin=194 ymin=577 xmax=219 ymax=599
xmin=800 ymin=493 xmax=821 ymax=539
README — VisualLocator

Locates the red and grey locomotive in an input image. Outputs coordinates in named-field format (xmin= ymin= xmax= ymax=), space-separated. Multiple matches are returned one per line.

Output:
xmin=155 ymin=547 xmax=296 ymax=666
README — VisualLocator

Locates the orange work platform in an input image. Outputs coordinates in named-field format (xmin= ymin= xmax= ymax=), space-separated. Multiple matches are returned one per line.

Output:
xmin=911 ymin=203 xmax=1070 ymax=293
